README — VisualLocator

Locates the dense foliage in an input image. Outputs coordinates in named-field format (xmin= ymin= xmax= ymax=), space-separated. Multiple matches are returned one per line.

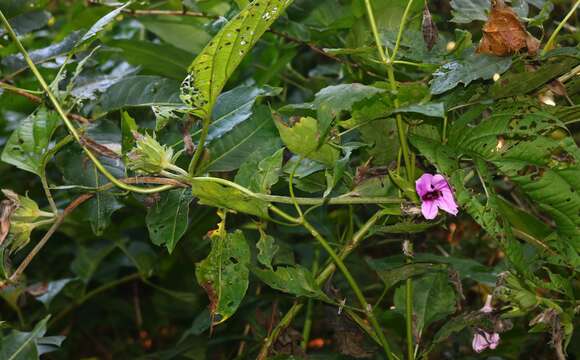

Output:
xmin=0 ymin=0 xmax=579 ymax=359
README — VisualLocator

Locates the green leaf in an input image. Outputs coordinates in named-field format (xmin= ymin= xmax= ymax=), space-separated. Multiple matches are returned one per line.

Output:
xmin=430 ymin=51 xmax=512 ymax=95
xmin=97 ymin=76 xmax=182 ymax=114
xmin=76 ymin=2 xmax=130 ymax=48
xmin=204 ymin=105 xmax=281 ymax=172
xmin=107 ymin=40 xmax=193 ymax=80
xmin=180 ymin=0 xmax=293 ymax=117
xmin=256 ymin=233 xmax=279 ymax=270
xmin=394 ymin=273 xmax=456 ymax=338
xmin=393 ymin=102 xmax=446 ymax=118
xmin=1 ymin=31 xmax=82 ymax=74
xmin=367 ymin=259 xmax=447 ymax=291
xmin=190 ymin=178 xmax=270 ymax=219
xmin=449 ymin=0 xmax=490 ymax=23
xmin=0 ymin=315 xmax=57 ymax=360
xmin=138 ymin=17 xmax=211 ymax=53
xmin=146 ymin=188 xmax=194 ymax=253
xmin=275 ymin=116 xmax=339 ymax=166
xmin=0 ymin=10 xmax=50 ymax=37
xmin=490 ymin=57 xmax=580 ymax=99
xmin=252 ymin=265 xmax=329 ymax=300
xmin=195 ymin=230 xmax=250 ymax=325
xmin=1 ymin=107 xmax=60 ymax=175
xmin=235 ymin=148 xmax=283 ymax=194
xmin=121 ymin=111 xmax=138 ymax=156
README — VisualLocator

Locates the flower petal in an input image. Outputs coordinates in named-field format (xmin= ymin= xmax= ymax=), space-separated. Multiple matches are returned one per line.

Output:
xmin=472 ymin=332 xmax=489 ymax=353
xmin=431 ymin=174 xmax=451 ymax=191
xmin=416 ymin=173 xmax=434 ymax=197
xmin=421 ymin=200 xmax=438 ymax=220
xmin=436 ymin=188 xmax=459 ymax=216
xmin=487 ymin=333 xmax=500 ymax=350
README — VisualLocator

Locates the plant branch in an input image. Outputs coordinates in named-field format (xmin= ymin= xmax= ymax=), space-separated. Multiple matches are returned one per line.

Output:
xmin=0 ymin=10 xmax=175 ymax=195
xmin=190 ymin=115 xmax=211 ymax=175
xmin=391 ymin=0 xmax=416 ymax=61
xmin=542 ymin=0 xmax=580 ymax=56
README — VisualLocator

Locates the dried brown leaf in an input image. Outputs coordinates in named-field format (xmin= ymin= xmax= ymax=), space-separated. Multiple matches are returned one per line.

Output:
xmin=422 ymin=3 xmax=438 ymax=51
xmin=476 ymin=0 xmax=540 ymax=56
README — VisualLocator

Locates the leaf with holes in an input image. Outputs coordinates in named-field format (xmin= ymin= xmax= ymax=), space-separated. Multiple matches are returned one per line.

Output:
xmin=146 ymin=188 xmax=194 ymax=253
xmin=180 ymin=0 xmax=293 ymax=117
xmin=196 ymin=230 xmax=250 ymax=325
xmin=252 ymin=265 xmax=329 ymax=300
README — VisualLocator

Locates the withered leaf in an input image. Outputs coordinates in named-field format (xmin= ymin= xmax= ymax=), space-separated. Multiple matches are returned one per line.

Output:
xmin=422 ymin=3 xmax=438 ymax=51
xmin=477 ymin=0 xmax=540 ymax=56
xmin=0 ymin=199 xmax=18 ymax=245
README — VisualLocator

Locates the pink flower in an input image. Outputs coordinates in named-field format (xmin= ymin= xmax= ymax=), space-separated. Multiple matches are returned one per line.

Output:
xmin=415 ymin=173 xmax=458 ymax=220
xmin=472 ymin=329 xmax=500 ymax=353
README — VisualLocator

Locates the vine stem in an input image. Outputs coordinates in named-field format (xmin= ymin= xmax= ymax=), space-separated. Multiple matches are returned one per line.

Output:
xmin=364 ymin=1 xmax=416 ymax=358
xmin=267 ymin=206 xmax=395 ymax=360
xmin=542 ymin=0 xmax=580 ymax=56
xmin=190 ymin=176 xmax=401 ymax=205
xmin=0 ymin=10 xmax=175 ymax=195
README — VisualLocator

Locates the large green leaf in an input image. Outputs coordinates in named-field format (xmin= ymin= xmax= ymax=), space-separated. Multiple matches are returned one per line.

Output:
xmin=107 ymin=40 xmax=194 ymax=80
xmin=1 ymin=107 xmax=60 ymax=175
xmin=180 ymin=0 xmax=293 ymax=117
xmin=146 ymin=188 xmax=194 ymax=253
xmin=394 ymin=273 xmax=456 ymax=338
xmin=430 ymin=51 xmax=512 ymax=95
xmin=97 ymin=76 xmax=182 ymax=114
xmin=204 ymin=105 xmax=281 ymax=172
xmin=1 ymin=31 xmax=81 ymax=74
xmin=275 ymin=116 xmax=339 ymax=166
xmin=190 ymin=178 xmax=270 ymax=219
xmin=70 ymin=242 xmax=117 ymax=284
xmin=252 ymin=265 xmax=329 ymax=300
xmin=195 ymin=230 xmax=250 ymax=325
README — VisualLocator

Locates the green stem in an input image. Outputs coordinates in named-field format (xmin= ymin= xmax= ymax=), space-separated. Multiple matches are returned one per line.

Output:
xmin=405 ymin=278 xmax=414 ymax=360
xmin=442 ymin=115 xmax=448 ymax=144
xmin=269 ymin=205 xmax=395 ymax=359
xmin=301 ymin=248 xmax=319 ymax=351
xmin=0 ymin=10 xmax=174 ymax=195
xmin=190 ymin=176 xmax=401 ymax=206
xmin=257 ymin=211 xmax=387 ymax=358
xmin=391 ymin=0 xmax=416 ymax=61
xmin=190 ymin=115 xmax=211 ymax=175
xmin=541 ymin=0 xmax=580 ymax=56
xmin=39 ymin=135 xmax=74 ymax=214
xmin=363 ymin=0 xmax=413 ymax=180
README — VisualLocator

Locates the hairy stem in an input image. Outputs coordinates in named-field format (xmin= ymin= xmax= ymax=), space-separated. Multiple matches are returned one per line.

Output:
xmin=190 ymin=115 xmax=211 ymax=175
xmin=391 ymin=0 xmax=416 ymax=61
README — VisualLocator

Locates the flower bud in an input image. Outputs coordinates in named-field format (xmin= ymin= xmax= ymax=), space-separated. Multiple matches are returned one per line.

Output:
xmin=126 ymin=133 xmax=175 ymax=174
xmin=1 ymin=190 xmax=41 ymax=221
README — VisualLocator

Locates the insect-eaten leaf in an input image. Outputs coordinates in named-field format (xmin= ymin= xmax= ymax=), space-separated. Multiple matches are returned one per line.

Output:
xmin=476 ymin=0 xmax=540 ymax=56
xmin=252 ymin=265 xmax=330 ymax=301
xmin=196 ymin=230 xmax=250 ymax=325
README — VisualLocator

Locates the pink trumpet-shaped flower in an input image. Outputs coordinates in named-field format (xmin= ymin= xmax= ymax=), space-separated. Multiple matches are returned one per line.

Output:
xmin=472 ymin=329 xmax=500 ymax=353
xmin=415 ymin=173 xmax=459 ymax=220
